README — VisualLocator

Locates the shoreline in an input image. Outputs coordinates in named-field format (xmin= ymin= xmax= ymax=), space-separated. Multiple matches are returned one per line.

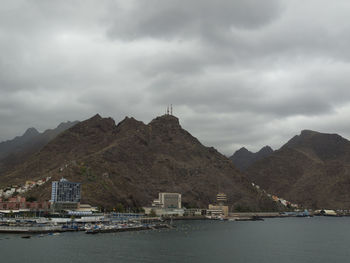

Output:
xmin=0 ymin=213 xmax=345 ymax=234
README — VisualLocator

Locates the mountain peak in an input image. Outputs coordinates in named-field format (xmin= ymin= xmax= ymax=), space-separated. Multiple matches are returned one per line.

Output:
xmin=236 ymin=147 xmax=251 ymax=153
xmin=285 ymin=130 xmax=344 ymax=147
xmin=300 ymin=129 xmax=319 ymax=137
xmin=116 ymin=116 xmax=145 ymax=131
xmin=56 ymin=121 xmax=79 ymax=130
xmin=281 ymin=130 xmax=350 ymax=162
xmin=69 ymin=114 xmax=116 ymax=135
xmin=149 ymin=114 xmax=180 ymax=127
xmin=1 ymin=113 xmax=278 ymax=211
xmin=246 ymin=130 xmax=350 ymax=209
xmin=119 ymin=116 xmax=140 ymax=124
xmin=90 ymin=113 xmax=102 ymax=120
xmin=23 ymin=127 xmax=40 ymax=137
xmin=258 ymin=145 xmax=273 ymax=154
xmin=0 ymin=120 xmax=77 ymax=165
xmin=230 ymin=145 xmax=273 ymax=171
xmin=84 ymin=114 xmax=114 ymax=125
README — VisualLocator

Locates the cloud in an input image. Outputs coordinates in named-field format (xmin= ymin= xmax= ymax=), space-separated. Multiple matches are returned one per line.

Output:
xmin=1 ymin=0 xmax=350 ymax=156
xmin=106 ymin=0 xmax=282 ymax=40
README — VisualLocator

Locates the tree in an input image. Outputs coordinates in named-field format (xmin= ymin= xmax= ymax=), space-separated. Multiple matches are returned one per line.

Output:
xmin=149 ymin=209 xmax=157 ymax=217
xmin=234 ymin=204 xmax=252 ymax=212
xmin=27 ymin=196 xmax=37 ymax=202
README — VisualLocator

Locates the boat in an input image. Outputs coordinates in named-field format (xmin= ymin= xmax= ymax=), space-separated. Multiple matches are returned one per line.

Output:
xmin=85 ymin=229 xmax=99 ymax=234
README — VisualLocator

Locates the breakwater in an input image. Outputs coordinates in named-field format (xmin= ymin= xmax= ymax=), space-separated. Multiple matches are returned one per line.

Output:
xmin=85 ymin=223 xmax=171 ymax=234
xmin=0 ymin=225 xmax=65 ymax=234
xmin=0 ymin=221 xmax=172 ymax=234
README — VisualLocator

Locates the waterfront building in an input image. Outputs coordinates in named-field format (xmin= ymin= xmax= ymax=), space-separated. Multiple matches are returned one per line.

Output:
xmin=184 ymin=208 xmax=205 ymax=216
xmin=152 ymin=193 xmax=182 ymax=209
xmin=0 ymin=196 xmax=51 ymax=212
xmin=207 ymin=204 xmax=229 ymax=217
xmin=144 ymin=207 xmax=185 ymax=217
xmin=144 ymin=192 xmax=183 ymax=216
xmin=67 ymin=204 xmax=99 ymax=216
xmin=51 ymin=178 xmax=81 ymax=203
xmin=207 ymin=193 xmax=229 ymax=217
xmin=51 ymin=178 xmax=81 ymax=211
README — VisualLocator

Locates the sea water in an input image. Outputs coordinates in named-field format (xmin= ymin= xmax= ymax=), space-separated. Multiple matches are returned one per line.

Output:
xmin=0 ymin=217 xmax=349 ymax=263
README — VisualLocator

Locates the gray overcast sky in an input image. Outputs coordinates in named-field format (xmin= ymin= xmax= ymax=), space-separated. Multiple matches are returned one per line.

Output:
xmin=1 ymin=0 xmax=350 ymax=155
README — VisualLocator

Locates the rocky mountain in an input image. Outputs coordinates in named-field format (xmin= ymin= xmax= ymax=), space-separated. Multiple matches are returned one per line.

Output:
xmin=0 ymin=121 xmax=78 ymax=173
xmin=1 ymin=114 xmax=279 ymax=211
xmin=0 ymin=127 xmax=40 ymax=160
xmin=229 ymin=146 xmax=273 ymax=171
xmin=246 ymin=130 xmax=350 ymax=209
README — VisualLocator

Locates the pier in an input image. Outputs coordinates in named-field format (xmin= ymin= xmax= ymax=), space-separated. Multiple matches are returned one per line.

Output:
xmin=85 ymin=223 xmax=171 ymax=234
xmin=0 ymin=225 xmax=66 ymax=234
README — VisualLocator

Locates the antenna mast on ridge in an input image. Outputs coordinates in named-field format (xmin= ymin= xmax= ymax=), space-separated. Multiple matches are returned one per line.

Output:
xmin=165 ymin=104 xmax=174 ymax=116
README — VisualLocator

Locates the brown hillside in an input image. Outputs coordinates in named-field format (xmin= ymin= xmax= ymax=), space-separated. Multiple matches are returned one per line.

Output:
xmin=229 ymin=146 xmax=273 ymax=171
xmin=2 ymin=114 xmax=277 ymax=211
xmin=246 ymin=130 xmax=350 ymax=209
xmin=0 ymin=121 xmax=78 ymax=174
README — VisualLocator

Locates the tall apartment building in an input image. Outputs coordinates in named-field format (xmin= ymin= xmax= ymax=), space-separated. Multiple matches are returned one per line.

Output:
xmin=51 ymin=178 xmax=81 ymax=204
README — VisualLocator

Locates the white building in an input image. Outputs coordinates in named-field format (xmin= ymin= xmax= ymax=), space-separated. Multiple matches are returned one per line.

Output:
xmin=152 ymin=193 xmax=182 ymax=209
xmin=144 ymin=192 xmax=183 ymax=216
xmin=144 ymin=207 xmax=185 ymax=217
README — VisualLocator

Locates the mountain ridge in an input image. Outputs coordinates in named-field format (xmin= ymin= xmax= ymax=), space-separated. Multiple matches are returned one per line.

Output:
xmin=246 ymin=130 xmax=350 ymax=209
xmin=229 ymin=145 xmax=273 ymax=171
xmin=0 ymin=121 xmax=79 ymax=174
xmin=1 ymin=114 xmax=278 ymax=211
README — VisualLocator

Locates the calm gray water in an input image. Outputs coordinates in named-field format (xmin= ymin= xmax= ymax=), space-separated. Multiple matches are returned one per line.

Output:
xmin=1 ymin=217 xmax=350 ymax=263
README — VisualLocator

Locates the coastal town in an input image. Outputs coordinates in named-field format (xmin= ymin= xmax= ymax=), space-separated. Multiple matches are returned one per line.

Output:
xmin=0 ymin=176 xmax=343 ymax=236
xmin=2 ymin=1 xmax=350 ymax=262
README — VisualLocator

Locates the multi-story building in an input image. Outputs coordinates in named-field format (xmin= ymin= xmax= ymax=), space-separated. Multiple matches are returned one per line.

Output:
xmin=51 ymin=178 xmax=81 ymax=203
xmin=207 ymin=204 xmax=229 ymax=217
xmin=0 ymin=196 xmax=51 ymax=211
xmin=207 ymin=193 xmax=229 ymax=217
xmin=152 ymin=193 xmax=182 ymax=209
xmin=216 ymin=193 xmax=227 ymax=205
xmin=144 ymin=192 xmax=183 ymax=216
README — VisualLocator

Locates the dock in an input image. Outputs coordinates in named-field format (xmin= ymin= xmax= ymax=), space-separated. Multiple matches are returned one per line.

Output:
xmin=85 ymin=223 xmax=171 ymax=234
xmin=0 ymin=225 xmax=66 ymax=234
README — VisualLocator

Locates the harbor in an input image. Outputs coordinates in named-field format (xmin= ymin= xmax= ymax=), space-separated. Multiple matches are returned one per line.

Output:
xmin=0 ymin=215 xmax=173 ymax=235
xmin=0 ymin=210 xmax=330 ymax=235
xmin=0 ymin=179 xmax=345 ymax=236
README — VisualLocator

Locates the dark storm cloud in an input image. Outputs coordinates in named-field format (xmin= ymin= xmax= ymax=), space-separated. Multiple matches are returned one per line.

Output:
xmin=106 ymin=0 xmax=282 ymax=39
xmin=1 ymin=0 xmax=350 ymax=155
